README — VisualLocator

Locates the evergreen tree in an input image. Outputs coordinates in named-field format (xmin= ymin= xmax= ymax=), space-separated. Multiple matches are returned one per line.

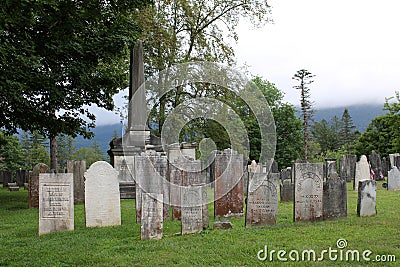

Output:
xmin=340 ymin=108 xmax=356 ymax=152
xmin=293 ymin=69 xmax=315 ymax=160
xmin=57 ymin=134 xmax=76 ymax=171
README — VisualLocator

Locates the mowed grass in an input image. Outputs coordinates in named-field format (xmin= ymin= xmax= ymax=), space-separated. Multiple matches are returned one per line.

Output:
xmin=0 ymin=182 xmax=399 ymax=266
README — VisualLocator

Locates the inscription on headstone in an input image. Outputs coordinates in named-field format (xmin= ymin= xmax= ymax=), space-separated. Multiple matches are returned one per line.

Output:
xmin=357 ymin=180 xmax=376 ymax=217
xmin=294 ymin=163 xmax=323 ymax=222
xmin=39 ymin=173 xmax=74 ymax=235
xmin=181 ymin=186 xmax=203 ymax=234
xmin=141 ymin=193 xmax=163 ymax=240
xmin=84 ymin=161 xmax=121 ymax=227
xmin=245 ymin=173 xmax=279 ymax=227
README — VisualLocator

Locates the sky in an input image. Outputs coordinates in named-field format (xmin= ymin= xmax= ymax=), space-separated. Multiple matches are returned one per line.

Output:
xmin=93 ymin=0 xmax=400 ymax=125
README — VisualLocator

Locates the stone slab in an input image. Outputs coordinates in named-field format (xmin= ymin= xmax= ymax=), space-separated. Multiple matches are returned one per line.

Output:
xmin=29 ymin=163 xmax=49 ymax=208
xmin=141 ymin=193 xmax=163 ymax=240
xmin=388 ymin=167 xmax=400 ymax=191
xmin=181 ymin=186 xmax=203 ymax=234
xmin=357 ymin=180 xmax=376 ymax=217
xmin=354 ymin=155 xmax=370 ymax=191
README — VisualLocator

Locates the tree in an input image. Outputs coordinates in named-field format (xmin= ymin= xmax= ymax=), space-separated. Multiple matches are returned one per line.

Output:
xmin=340 ymin=108 xmax=357 ymax=152
xmin=73 ymin=141 xmax=106 ymax=168
xmin=312 ymin=118 xmax=340 ymax=154
xmin=0 ymin=130 xmax=25 ymax=171
xmin=293 ymin=69 xmax=315 ymax=161
xmin=0 ymin=0 xmax=151 ymax=170
xmin=57 ymin=134 xmax=76 ymax=171
xmin=19 ymin=131 xmax=50 ymax=169
xmin=137 ymin=0 xmax=273 ymax=134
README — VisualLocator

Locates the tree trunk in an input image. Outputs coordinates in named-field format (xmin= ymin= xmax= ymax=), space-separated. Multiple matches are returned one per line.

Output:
xmin=50 ymin=135 xmax=57 ymax=172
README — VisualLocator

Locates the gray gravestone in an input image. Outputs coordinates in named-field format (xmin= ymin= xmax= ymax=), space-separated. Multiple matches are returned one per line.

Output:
xmin=325 ymin=158 xmax=337 ymax=179
xmin=214 ymin=149 xmax=244 ymax=219
xmin=245 ymin=173 xmax=279 ymax=227
xmin=280 ymin=167 xmax=292 ymax=182
xmin=369 ymin=150 xmax=383 ymax=180
xmin=354 ymin=155 xmax=370 ymax=191
xmin=357 ymin=180 xmax=376 ymax=217
xmin=280 ymin=179 xmax=294 ymax=202
xmin=388 ymin=167 xmax=400 ymax=191
xmin=67 ymin=160 xmax=86 ymax=204
xmin=135 ymin=152 xmax=169 ymax=223
xmin=29 ymin=163 xmax=49 ymax=208
xmin=294 ymin=163 xmax=323 ymax=222
xmin=381 ymin=157 xmax=389 ymax=177
xmin=389 ymin=153 xmax=400 ymax=168
xmin=39 ymin=173 xmax=74 ymax=235
xmin=141 ymin=193 xmax=163 ymax=240
xmin=181 ymin=185 xmax=203 ymax=234
xmin=323 ymin=173 xmax=347 ymax=220
xmin=16 ymin=170 xmax=27 ymax=186
xmin=84 ymin=161 xmax=121 ymax=227
xmin=339 ymin=155 xmax=357 ymax=183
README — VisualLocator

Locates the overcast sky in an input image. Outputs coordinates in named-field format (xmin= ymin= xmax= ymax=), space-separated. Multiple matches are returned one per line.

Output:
xmin=94 ymin=0 xmax=400 ymax=125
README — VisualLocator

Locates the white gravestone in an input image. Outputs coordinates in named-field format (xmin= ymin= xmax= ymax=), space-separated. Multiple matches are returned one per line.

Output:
xmin=357 ymin=180 xmax=376 ymax=217
xmin=354 ymin=155 xmax=370 ymax=191
xmin=388 ymin=167 xmax=400 ymax=191
xmin=141 ymin=193 xmax=163 ymax=240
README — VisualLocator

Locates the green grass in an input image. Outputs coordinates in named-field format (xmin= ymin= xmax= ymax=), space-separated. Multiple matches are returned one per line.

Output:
xmin=0 ymin=182 xmax=399 ymax=266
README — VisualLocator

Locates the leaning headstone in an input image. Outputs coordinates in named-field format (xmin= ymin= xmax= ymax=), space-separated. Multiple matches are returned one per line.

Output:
xmin=141 ymin=193 xmax=163 ymax=240
xmin=181 ymin=186 xmax=203 ymax=234
xmin=388 ymin=167 xmax=400 ymax=191
xmin=214 ymin=149 xmax=244 ymax=219
xmin=245 ymin=173 xmax=279 ymax=227
xmin=38 ymin=173 xmax=74 ymax=235
xmin=294 ymin=162 xmax=324 ymax=222
xmin=354 ymin=155 xmax=370 ymax=191
xmin=280 ymin=179 xmax=294 ymax=202
xmin=357 ymin=180 xmax=376 ymax=217
xmin=29 ymin=163 xmax=49 ymax=208
xmin=369 ymin=150 xmax=383 ymax=180
xmin=84 ymin=161 xmax=121 ymax=227
xmin=323 ymin=173 xmax=347 ymax=220
xmin=67 ymin=160 xmax=86 ymax=204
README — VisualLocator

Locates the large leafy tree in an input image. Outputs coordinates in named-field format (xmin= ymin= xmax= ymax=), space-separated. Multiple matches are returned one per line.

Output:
xmin=0 ymin=130 xmax=25 ymax=171
xmin=0 ymin=0 xmax=150 ymax=170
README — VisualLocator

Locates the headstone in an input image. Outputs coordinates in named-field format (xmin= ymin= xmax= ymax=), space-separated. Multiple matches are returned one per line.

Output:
xmin=170 ymin=159 xmax=206 ymax=221
xmin=181 ymin=185 xmax=203 ymax=234
xmin=135 ymin=152 xmax=169 ymax=223
xmin=38 ymin=173 xmax=74 ymax=235
xmin=16 ymin=170 xmax=27 ymax=186
xmin=214 ymin=149 xmax=244 ymax=219
xmin=84 ymin=161 xmax=121 ymax=227
xmin=357 ymin=180 xmax=376 ymax=217
xmin=28 ymin=163 xmax=49 ymax=208
xmin=369 ymin=150 xmax=383 ymax=180
xmin=280 ymin=167 xmax=292 ymax=182
xmin=388 ymin=167 xmax=400 ymax=191
xmin=339 ymin=155 xmax=357 ymax=183
xmin=294 ymin=162 xmax=323 ymax=222
xmin=394 ymin=156 xmax=400 ymax=169
xmin=354 ymin=155 xmax=370 ymax=191
xmin=323 ymin=173 xmax=347 ymax=220
xmin=381 ymin=157 xmax=389 ymax=177
xmin=280 ymin=179 xmax=294 ymax=202
xmin=389 ymin=153 xmax=400 ymax=168
xmin=67 ymin=160 xmax=86 ymax=204
xmin=325 ymin=158 xmax=337 ymax=179
xmin=245 ymin=173 xmax=279 ymax=227
xmin=141 ymin=193 xmax=163 ymax=240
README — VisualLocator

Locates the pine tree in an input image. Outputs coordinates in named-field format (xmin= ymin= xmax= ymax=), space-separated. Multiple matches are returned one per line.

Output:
xmin=293 ymin=69 xmax=315 ymax=160
xmin=340 ymin=108 xmax=356 ymax=152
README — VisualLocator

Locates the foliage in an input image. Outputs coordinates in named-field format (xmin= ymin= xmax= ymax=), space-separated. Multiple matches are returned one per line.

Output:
xmin=19 ymin=130 xmax=50 ymax=169
xmin=57 ymin=134 xmax=76 ymax=171
xmin=0 ymin=131 xmax=25 ymax=171
xmin=312 ymin=118 xmax=341 ymax=154
xmin=73 ymin=140 xmax=106 ymax=167
xmin=340 ymin=108 xmax=357 ymax=152
xmin=292 ymin=69 xmax=315 ymax=160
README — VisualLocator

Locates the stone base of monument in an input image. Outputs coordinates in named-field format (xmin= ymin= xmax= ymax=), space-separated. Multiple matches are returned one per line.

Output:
xmin=119 ymin=182 xmax=136 ymax=199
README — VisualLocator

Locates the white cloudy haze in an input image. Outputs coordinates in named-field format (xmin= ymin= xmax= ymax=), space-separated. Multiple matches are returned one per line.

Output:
xmin=93 ymin=0 xmax=400 ymax=125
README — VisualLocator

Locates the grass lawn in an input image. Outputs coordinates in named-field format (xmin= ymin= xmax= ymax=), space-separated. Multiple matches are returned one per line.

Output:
xmin=0 ymin=181 xmax=399 ymax=266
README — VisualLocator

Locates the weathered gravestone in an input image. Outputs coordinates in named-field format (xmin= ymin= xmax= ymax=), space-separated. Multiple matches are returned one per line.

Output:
xmin=214 ymin=149 xmax=244 ymax=219
xmin=84 ymin=161 xmax=121 ymax=227
xmin=381 ymin=157 xmax=389 ymax=177
xmin=357 ymin=180 xmax=376 ymax=217
xmin=169 ymin=159 xmax=207 ymax=221
xmin=245 ymin=173 xmax=279 ymax=227
xmin=339 ymin=155 xmax=357 ymax=183
xmin=141 ymin=193 xmax=163 ymax=240
xmin=323 ymin=173 xmax=347 ymax=220
xmin=388 ymin=167 xmax=400 ymax=191
xmin=29 ymin=163 xmax=49 ymax=208
xmin=39 ymin=173 xmax=74 ymax=235
xmin=280 ymin=179 xmax=294 ymax=202
xmin=67 ymin=160 xmax=86 ymax=204
xmin=389 ymin=153 xmax=400 ymax=168
xmin=294 ymin=162 xmax=323 ymax=222
xmin=369 ymin=150 xmax=383 ymax=180
xmin=354 ymin=155 xmax=370 ymax=191
xmin=181 ymin=185 xmax=204 ymax=234
xmin=135 ymin=151 xmax=169 ymax=223
xmin=325 ymin=158 xmax=337 ymax=179
xmin=280 ymin=167 xmax=291 ymax=182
